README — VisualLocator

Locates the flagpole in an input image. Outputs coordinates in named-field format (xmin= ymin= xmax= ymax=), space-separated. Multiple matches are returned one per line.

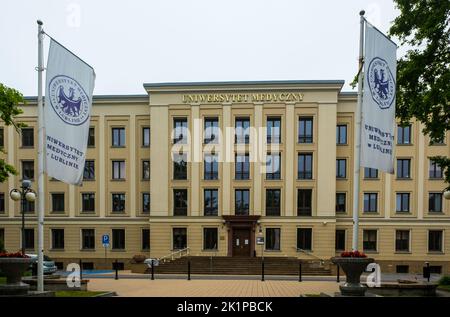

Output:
xmin=37 ymin=19 xmax=45 ymax=293
xmin=352 ymin=10 xmax=365 ymax=251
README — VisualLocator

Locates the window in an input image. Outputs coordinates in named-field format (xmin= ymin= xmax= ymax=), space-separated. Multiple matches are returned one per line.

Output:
xmin=363 ymin=230 xmax=377 ymax=251
xmin=298 ymin=117 xmax=313 ymax=143
xmin=204 ymin=189 xmax=218 ymax=216
xmin=395 ymin=230 xmax=410 ymax=252
xmin=266 ymin=228 xmax=281 ymax=250
xmin=22 ymin=160 xmax=34 ymax=180
xmin=364 ymin=193 xmax=378 ymax=213
xmin=336 ymin=159 xmax=346 ymax=179
xmin=173 ymin=189 xmax=188 ymax=216
xmin=428 ymin=230 xmax=443 ymax=252
xmin=112 ymin=229 xmax=125 ymax=250
xmin=235 ymin=154 xmax=250 ymax=180
xmin=235 ymin=117 xmax=250 ymax=144
xmin=0 ymin=228 xmax=4 ymax=251
xmin=51 ymin=229 xmax=64 ymax=250
xmin=396 ymin=193 xmax=410 ymax=213
xmin=83 ymin=160 xmax=95 ymax=180
xmin=142 ymin=160 xmax=150 ymax=180
xmin=142 ymin=229 xmax=150 ymax=250
xmin=112 ymin=127 xmax=125 ymax=147
xmin=173 ymin=118 xmax=188 ymax=144
xmin=429 ymin=160 xmax=443 ymax=179
xmin=0 ymin=128 xmax=3 ymax=147
xmin=24 ymin=228 xmax=34 ymax=249
xmin=297 ymin=189 xmax=312 ymax=216
xmin=266 ymin=117 xmax=281 ymax=144
xmin=173 ymin=153 xmax=187 ymax=180
xmin=0 ymin=193 xmax=4 ymax=213
xmin=204 ymin=118 xmax=219 ymax=144
xmin=21 ymin=128 xmax=34 ymax=147
xmin=142 ymin=127 xmax=150 ymax=147
xmin=173 ymin=228 xmax=187 ymax=250
xmin=112 ymin=160 xmax=125 ymax=180
xmin=235 ymin=189 xmax=249 ymax=215
xmin=396 ymin=265 xmax=409 ymax=273
xmin=23 ymin=200 xmax=34 ymax=213
xmin=336 ymin=125 xmax=347 ymax=145
xmin=364 ymin=168 xmax=378 ymax=179
xmin=81 ymin=193 xmax=95 ymax=213
xmin=266 ymin=189 xmax=281 ymax=216
xmin=335 ymin=230 xmax=346 ymax=251
xmin=336 ymin=193 xmax=346 ymax=213
xmin=87 ymin=127 xmax=95 ymax=147
xmin=266 ymin=153 xmax=281 ymax=179
xmin=82 ymin=229 xmax=95 ymax=250
xmin=203 ymin=228 xmax=218 ymax=250
xmin=397 ymin=159 xmax=411 ymax=179
xmin=298 ymin=153 xmax=312 ymax=179
xmin=51 ymin=193 xmax=64 ymax=213
xmin=397 ymin=124 xmax=411 ymax=144
xmin=204 ymin=154 xmax=218 ymax=180
xmin=142 ymin=193 xmax=150 ymax=214
xmin=429 ymin=193 xmax=443 ymax=213
xmin=297 ymin=228 xmax=312 ymax=251
xmin=112 ymin=193 xmax=125 ymax=213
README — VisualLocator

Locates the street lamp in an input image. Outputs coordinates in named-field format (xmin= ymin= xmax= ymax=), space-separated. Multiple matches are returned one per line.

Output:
xmin=444 ymin=190 xmax=450 ymax=200
xmin=257 ymin=225 xmax=264 ymax=281
xmin=10 ymin=179 xmax=36 ymax=255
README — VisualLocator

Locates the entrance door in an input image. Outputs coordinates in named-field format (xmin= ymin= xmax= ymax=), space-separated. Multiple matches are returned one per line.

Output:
xmin=232 ymin=228 xmax=251 ymax=256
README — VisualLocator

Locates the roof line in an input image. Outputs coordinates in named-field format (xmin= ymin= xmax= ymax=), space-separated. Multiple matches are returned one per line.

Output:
xmin=143 ymin=80 xmax=345 ymax=88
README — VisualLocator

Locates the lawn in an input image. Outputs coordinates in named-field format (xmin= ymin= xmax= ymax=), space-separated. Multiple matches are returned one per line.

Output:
xmin=55 ymin=290 xmax=110 ymax=297
xmin=0 ymin=277 xmax=5 ymax=285
xmin=437 ymin=285 xmax=450 ymax=292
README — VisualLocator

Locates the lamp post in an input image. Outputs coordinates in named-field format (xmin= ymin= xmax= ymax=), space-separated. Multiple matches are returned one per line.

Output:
xmin=257 ymin=226 xmax=264 ymax=281
xmin=444 ymin=190 xmax=450 ymax=201
xmin=10 ymin=180 xmax=36 ymax=255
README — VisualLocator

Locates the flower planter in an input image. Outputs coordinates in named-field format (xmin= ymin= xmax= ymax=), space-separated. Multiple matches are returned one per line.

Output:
xmin=0 ymin=257 xmax=35 ymax=296
xmin=331 ymin=257 xmax=374 ymax=296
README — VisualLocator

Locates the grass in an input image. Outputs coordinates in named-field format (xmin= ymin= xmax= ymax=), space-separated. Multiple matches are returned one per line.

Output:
xmin=437 ymin=285 xmax=450 ymax=292
xmin=0 ymin=277 xmax=5 ymax=285
xmin=55 ymin=290 xmax=110 ymax=297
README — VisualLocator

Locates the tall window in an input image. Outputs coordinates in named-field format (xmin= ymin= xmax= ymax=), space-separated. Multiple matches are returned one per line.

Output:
xmin=0 ymin=228 xmax=4 ymax=251
xmin=298 ymin=153 xmax=313 ymax=179
xmin=204 ymin=189 xmax=218 ymax=216
xmin=297 ymin=228 xmax=312 ymax=250
xmin=336 ymin=159 xmax=347 ymax=179
xmin=364 ymin=168 xmax=378 ymax=179
xmin=336 ymin=193 xmax=346 ymax=213
xmin=173 ymin=228 xmax=187 ymax=250
xmin=336 ymin=125 xmax=347 ymax=145
xmin=51 ymin=229 xmax=65 ymax=249
xmin=266 ymin=153 xmax=281 ymax=179
xmin=51 ymin=193 xmax=64 ymax=213
xmin=363 ymin=230 xmax=377 ymax=251
xmin=142 ymin=229 xmax=150 ymax=250
xmin=266 ymin=189 xmax=281 ymax=216
xmin=142 ymin=193 xmax=150 ymax=214
xmin=298 ymin=117 xmax=313 ymax=143
xmin=112 ymin=127 xmax=125 ymax=147
xmin=297 ymin=189 xmax=312 ymax=216
xmin=396 ymin=193 xmax=410 ymax=213
xmin=429 ymin=160 xmax=443 ymax=179
xmin=235 ymin=154 xmax=250 ymax=180
xmin=21 ymin=128 xmax=34 ymax=147
xmin=142 ymin=160 xmax=150 ymax=180
xmin=235 ymin=117 xmax=250 ymax=144
xmin=112 ymin=193 xmax=125 ymax=213
xmin=204 ymin=118 xmax=219 ymax=144
xmin=82 ymin=193 xmax=95 ymax=213
xmin=0 ymin=193 xmax=5 ymax=214
xmin=266 ymin=117 xmax=281 ymax=144
xmin=112 ymin=160 xmax=125 ymax=180
xmin=142 ymin=127 xmax=150 ymax=147
xmin=173 ymin=118 xmax=188 ymax=144
xmin=429 ymin=193 xmax=443 ymax=213
xmin=0 ymin=128 xmax=3 ymax=148
xmin=266 ymin=228 xmax=281 ymax=250
xmin=23 ymin=199 xmax=35 ymax=213
xmin=173 ymin=153 xmax=187 ymax=180
xmin=335 ymin=230 xmax=346 ymax=251
xmin=173 ymin=189 xmax=188 ymax=216
xmin=397 ymin=124 xmax=411 ymax=145
xmin=203 ymin=228 xmax=218 ymax=250
xmin=428 ymin=230 xmax=443 ymax=252
xmin=397 ymin=159 xmax=411 ymax=179
xmin=83 ymin=160 xmax=95 ymax=180
xmin=364 ymin=193 xmax=378 ymax=213
xmin=24 ymin=228 xmax=34 ymax=249
xmin=204 ymin=154 xmax=218 ymax=180
xmin=87 ymin=127 xmax=95 ymax=147
xmin=235 ymin=189 xmax=249 ymax=215
xmin=112 ymin=229 xmax=125 ymax=250
xmin=82 ymin=229 xmax=95 ymax=250
xmin=395 ymin=230 xmax=410 ymax=252
xmin=22 ymin=160 xmax=34 ymax=180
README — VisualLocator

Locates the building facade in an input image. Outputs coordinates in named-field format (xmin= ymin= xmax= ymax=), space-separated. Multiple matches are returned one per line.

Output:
xmin=0 ymin=80 xmax=449 ymax=274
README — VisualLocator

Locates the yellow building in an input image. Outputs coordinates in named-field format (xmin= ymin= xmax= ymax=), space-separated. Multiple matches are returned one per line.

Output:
xmin=0 ymin=80 xmax=449 ymax=274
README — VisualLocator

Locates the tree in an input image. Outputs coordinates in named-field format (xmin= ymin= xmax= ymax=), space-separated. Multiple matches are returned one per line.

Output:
xmin=389 ymin=0 xmax=450 ymax=189
xmin=0 ymin=83 xmax=26 ymax=182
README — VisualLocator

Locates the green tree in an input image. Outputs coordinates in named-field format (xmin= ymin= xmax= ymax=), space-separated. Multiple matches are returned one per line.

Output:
xmin=0 ymin=83 xmax=26 ymax=182
xmin=389 ymin=0 xmax=450 ymax=189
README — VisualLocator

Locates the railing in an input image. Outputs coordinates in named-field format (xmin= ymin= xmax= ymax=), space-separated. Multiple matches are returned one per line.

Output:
xmin=157 ymin=247 xmax=190 ymax=263
xmin=292 ymin=246 xmax=326 ymax=266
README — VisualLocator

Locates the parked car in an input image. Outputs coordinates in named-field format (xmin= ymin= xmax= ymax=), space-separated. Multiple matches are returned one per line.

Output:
xmin=26 ymin=254 xmax=58 ymax=275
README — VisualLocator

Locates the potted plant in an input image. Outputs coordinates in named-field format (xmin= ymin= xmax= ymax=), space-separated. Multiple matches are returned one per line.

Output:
xmin=331 ymin=250 xmax=374 ymax=296
xmin=0 ymin=251 xmax=35 ymax=296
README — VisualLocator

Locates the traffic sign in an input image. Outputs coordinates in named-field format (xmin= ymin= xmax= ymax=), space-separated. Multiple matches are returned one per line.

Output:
xmin=102 ymin=234 xmax=110 ymax=247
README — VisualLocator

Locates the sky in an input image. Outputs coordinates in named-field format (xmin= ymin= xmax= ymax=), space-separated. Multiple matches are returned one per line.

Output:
xmin=0 ymin=0 xmax=401 ymax=96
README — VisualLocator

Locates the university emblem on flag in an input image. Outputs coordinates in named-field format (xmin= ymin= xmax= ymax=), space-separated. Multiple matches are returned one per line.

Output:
xmin=367 ymin=57 xmax=395 ymax=109
xmin=48 ymin=75 xmax=90 ymax=126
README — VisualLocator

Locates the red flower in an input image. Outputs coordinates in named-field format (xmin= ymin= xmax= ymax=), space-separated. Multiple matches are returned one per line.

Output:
xmin=0 ymin=251 xmax=29 ymax=258
xmin=340 ymin=250 xmax=367 ymax=258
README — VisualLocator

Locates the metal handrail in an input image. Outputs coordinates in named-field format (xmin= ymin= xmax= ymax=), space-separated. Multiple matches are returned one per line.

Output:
xmin=157 ymin=247 xmax=190 ymax=263
xmin=292 ymin=246 xmax=326 ymax=265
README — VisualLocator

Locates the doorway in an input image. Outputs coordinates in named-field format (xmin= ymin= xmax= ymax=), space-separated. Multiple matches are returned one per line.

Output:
xmin=232 ymin=228 xmax=251 ymax=257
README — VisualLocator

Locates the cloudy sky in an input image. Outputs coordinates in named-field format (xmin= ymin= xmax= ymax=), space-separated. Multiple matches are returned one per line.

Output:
xmin=0 ymin=0 xmax=401 ymax=96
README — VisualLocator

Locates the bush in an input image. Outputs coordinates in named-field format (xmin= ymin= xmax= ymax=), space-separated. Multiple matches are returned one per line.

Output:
xmin=439 ymin=276 xmax=450 ymax=286
xmin=132 ymin=254 xmax=147 ymax=264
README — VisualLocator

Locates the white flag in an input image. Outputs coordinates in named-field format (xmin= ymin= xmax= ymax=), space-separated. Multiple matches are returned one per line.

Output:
xmin=361 ymin=22 xmax=397 ymax=174
xmin=45 ymin=39 xmax=95 ymax=185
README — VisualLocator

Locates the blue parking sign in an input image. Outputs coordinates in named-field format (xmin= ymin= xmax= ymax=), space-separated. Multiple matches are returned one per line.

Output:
xmin=102 ymin=234 xmax=110 ymax=247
